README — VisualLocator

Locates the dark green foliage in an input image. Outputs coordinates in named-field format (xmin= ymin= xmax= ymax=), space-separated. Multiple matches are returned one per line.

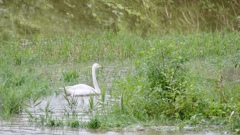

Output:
xmin=47 ymin=119 xmax=64 ymax=127
xmin=114 ymin=45 xmax=194 ymax=120
xmin=87 ymin=117 xmax=101 ymax=129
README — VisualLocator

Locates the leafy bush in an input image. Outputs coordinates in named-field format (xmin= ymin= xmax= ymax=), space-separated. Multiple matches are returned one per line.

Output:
xmin=112 ymin=43 xmax=199 ymax=120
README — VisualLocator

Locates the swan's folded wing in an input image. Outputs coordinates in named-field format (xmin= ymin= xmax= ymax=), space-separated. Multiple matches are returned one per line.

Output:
xmin=65 ymin=84 xmax=99 ymax=96
xmin=66 ymin=84 xmax=95 ymax=91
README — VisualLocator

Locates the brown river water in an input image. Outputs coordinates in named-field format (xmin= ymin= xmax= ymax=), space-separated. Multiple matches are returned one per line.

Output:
xmin=0 ymin=93 xmax=228 ymax=135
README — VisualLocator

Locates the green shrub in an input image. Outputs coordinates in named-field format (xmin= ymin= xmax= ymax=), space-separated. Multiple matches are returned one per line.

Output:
xmin=112 ymin=44 xmax=196 ymax=120
xmin=87 ymin=117 xmax=101 ymax=129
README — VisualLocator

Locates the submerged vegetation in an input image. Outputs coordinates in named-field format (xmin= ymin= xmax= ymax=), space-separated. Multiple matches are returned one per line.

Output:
xmin=0 ymin=0 xmax=240 ymax=133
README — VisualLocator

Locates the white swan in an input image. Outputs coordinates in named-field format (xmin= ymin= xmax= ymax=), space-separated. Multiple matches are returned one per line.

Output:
xmin=64 ymin=63 xmax=102 ymax=96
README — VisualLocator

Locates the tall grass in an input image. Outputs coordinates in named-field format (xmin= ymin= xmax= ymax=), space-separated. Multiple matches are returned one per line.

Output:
xmin=0 ymin=65 xmax=52 ymax=116
xmin=1 ymin=31 xmax=147 ymax=65
xmin=0 ymin=31 xmax=240 ymax=132
xmin=100 ymin=31 xmax=240 ymax=131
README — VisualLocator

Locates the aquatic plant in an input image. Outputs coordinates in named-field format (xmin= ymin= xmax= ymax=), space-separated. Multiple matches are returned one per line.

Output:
xmin=62 ymin=70 xmax=79 ymax=83
xmin=63 ymin=89 xmax=79 ymax=117
xmin=67 ymin=118 xmax=80 ymax=128
xmin=87 ymin=117 xmax=101 ymax=129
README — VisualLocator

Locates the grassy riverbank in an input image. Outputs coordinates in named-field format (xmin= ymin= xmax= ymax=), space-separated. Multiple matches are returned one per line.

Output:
xmin=0 ymin=31 xmax=240 ymax=132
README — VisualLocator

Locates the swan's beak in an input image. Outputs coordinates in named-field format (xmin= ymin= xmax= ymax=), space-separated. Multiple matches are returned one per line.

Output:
xmin=98 ymin=65 xmax=102 ymax=68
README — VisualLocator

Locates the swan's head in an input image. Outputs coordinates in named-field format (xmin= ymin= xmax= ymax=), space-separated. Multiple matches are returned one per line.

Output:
xmin=93 ymin=63 xmax=102 ymax=69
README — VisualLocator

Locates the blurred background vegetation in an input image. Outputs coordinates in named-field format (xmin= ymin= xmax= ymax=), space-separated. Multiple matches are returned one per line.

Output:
xmin=0 ymin=0 xmax=239 ymax=39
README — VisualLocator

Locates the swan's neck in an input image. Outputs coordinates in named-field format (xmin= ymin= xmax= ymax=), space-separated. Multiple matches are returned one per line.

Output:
xmin=92 ymin=67 xmax=100 ymax=93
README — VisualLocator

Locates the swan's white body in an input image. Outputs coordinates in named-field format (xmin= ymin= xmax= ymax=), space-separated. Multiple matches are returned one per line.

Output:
xmin=65 ymin=63 xmax=101 ymax=96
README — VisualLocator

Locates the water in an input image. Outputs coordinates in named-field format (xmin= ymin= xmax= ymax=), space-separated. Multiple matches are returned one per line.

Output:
xmin=0 ymin=93 xmax=228 ymax=135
